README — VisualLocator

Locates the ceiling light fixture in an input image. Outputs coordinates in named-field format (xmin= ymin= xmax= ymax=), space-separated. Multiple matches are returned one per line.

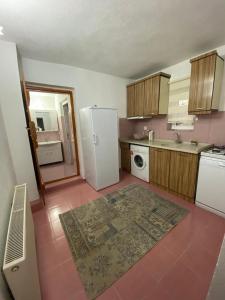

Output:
xmin=0 ymin=26 xmax=4 ymax=35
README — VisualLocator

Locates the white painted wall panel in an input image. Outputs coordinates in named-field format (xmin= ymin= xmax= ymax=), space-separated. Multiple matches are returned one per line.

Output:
xmin=0 ymin=40 xmax=39 ymax=201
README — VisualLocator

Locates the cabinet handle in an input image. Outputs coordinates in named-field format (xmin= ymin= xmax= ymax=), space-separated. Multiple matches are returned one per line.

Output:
xmin=195 ymin=107 xmax=205 ymax=110
xmin=93 ymin=133 xmax=97 ymax=144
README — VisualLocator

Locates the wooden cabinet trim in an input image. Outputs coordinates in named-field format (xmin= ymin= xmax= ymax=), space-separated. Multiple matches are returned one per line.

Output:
xmin=190 ymin=50 xmax=224 ymax=63
xmin=211 ymin=55 xmax=224 ymax=110
xmin=127 ymin=72 xmax=171 ymax=87
xmin=120 ymin=142 xmax=130 ymax=149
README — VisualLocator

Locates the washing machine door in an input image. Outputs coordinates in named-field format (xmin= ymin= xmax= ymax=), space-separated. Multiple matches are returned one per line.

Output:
xmin=133 ymin=153 xmax=146 ymax=170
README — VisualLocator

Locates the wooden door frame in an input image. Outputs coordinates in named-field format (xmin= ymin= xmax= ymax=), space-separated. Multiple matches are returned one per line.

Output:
xmin=25 ymin=82 xmax=80 ymax=185
xmin=21 ymin=81 xmax=46 ymax=206
xmin=61 ymin=100 xmax=73 ymax=164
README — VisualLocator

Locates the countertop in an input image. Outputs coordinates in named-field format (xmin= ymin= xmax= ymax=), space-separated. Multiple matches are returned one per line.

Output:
xmin=120 ymin=138 xmax=212 ymax=154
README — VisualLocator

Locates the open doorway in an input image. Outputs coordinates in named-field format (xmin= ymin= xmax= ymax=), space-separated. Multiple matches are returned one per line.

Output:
xmin=24 ymin=84 xmax=80 ymax=187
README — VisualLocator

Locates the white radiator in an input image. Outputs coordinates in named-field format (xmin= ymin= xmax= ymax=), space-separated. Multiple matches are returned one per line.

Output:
xmin=3 ymin=184 xmax=42 ymax=300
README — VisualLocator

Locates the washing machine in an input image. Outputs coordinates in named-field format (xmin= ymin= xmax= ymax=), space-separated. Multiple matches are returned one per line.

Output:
xmin=131 ymin=144 xmax=149 ymax=182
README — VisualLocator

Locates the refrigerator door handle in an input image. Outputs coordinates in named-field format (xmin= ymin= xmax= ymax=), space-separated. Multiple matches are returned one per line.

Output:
xmin=93 ymin=133 xmax=97 ymax=144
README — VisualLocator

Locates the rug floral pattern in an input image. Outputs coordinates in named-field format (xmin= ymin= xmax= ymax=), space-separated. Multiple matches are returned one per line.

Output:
xmin=59 ymin=184 xmax=188 ymax=299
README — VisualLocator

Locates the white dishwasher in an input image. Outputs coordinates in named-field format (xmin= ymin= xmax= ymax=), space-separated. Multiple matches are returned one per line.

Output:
xmin=196 ymin=147 xmax=225 ymax=218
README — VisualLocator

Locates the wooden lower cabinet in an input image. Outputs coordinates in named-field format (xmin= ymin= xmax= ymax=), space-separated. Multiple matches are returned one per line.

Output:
xmin=169 ymin=151 xmax=198 ymax=200
xmin=120 ymin=142 xmax=131 ymax=172
xmin=150 ymin=148 xmax=170 ymax=188
xmin=150 ymin=147 xmax=199 ymax=202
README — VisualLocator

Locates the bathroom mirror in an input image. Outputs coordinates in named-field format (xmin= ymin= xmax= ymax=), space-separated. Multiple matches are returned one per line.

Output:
xmin=30 ymin=109 xmax=58 ymax=131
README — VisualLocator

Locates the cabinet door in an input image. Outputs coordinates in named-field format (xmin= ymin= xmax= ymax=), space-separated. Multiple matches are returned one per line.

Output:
xmin=150 ymin=148 xmax=170 ymax=187
xmin=169 ymin=151 xmax=198 ymax=199
xmin=37 ymin=143 xmax=63 ymax=165
xmin=134 ymin=81 xmax=145 ymax=116
xmin=144 ymin=76 xmax=160 ymax=115
xmin=120 ymin=143 xmax=131 ymax=172
xmin=188 ymin=54 xmax=216 ymax=114
xmin=127 ymin=85 xmax=135 ymax=117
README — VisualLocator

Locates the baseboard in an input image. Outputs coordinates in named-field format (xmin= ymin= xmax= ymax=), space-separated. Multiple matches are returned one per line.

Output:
xmin=31 ymin=199 xmax=44 ymax=213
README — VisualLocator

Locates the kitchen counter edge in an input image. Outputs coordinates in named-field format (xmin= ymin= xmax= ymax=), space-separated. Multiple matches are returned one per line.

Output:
xmin=119 ymin=138 xmax=212 ymax=154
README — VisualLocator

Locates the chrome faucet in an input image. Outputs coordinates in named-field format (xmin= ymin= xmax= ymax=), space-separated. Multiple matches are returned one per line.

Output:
xmin=175 ymin=131 xmax=182 ymax=144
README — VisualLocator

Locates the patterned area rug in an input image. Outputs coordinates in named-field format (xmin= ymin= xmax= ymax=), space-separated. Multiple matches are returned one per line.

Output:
xmin=60 ymin=184 xmax=188 ymax=299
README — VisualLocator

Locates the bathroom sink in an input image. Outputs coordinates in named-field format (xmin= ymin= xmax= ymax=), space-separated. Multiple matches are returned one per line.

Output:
xmin=38 ymin=141 xmax=61 ymax=146
xmin=155 ymin=141 xmax=184 ymax=149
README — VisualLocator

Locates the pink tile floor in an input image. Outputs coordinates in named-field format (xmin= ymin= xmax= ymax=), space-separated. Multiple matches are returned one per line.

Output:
xmin=33 ymin=172 xmax=225 ymax=300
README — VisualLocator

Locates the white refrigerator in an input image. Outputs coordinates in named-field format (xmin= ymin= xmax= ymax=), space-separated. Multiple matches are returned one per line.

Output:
xmin=79 ymin=107 xmax=119 ymax=190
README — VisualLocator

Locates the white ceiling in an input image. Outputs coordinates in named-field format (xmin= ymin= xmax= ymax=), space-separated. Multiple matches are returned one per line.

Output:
xmin=1 ymin=0 xmax=225 ymax=78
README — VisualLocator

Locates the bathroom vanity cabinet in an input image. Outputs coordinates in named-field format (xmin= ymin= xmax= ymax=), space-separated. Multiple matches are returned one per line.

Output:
xmin=37 ymin=141 xmax=63 ymax=165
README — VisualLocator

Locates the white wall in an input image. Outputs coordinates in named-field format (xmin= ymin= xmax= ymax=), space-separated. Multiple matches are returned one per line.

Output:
xmin=0 ymin=104 xmax=16 ymax=300
xmin=29 ymin=92 xmax=56 ymax=110
xmin=0 ymin=40 xmax=39 ymax=201
xmin=21 ymin=58 xmax=129 ymax=176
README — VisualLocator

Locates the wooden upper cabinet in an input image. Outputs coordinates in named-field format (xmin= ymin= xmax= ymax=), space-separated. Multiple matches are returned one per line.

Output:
xmin=135 ymin=81 xmax=145 ymax=116
xmin=150 ymin=148 xmax=170 ymax=188
xmin=127 ymin=85 xmax=135 ymax=117
xmin=127 ymin=81 xmax=144 ymax=117
xmin=144 ymin=76 xmax=160 ymax=115
xmin=169 ymin=151 xmax=198 ymax=200
xmin=188 ymin=50 xmax=224 ymax=114
xmin=127 ymin=72 xmax=171 ymax=118
xmin=144 ymin=74 xmax=170 ymax=116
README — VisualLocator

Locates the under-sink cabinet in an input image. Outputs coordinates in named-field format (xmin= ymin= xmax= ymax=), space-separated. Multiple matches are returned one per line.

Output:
xmin=127 ymin=72 xmax=171 ymax=118
xmin=169 ymin=151 xmax=199 ymax=200
xmin=150 ymin=148 xmax=199 ymax=202
xmin=37 ymin=142 xmax=63 ymax=165
xmin=149 ymin=148 xmax=170 ymax=188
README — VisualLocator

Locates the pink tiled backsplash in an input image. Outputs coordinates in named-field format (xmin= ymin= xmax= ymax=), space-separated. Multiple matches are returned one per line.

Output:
xmin=119 ymin=111 xmax=225 ymax=146
xmin=37 ymin=131 xmax=60 ymax=142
